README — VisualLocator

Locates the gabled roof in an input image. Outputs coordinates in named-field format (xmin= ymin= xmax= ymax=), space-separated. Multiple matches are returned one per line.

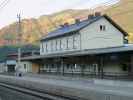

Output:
xmin=41 ymin=14 xmax=128 ymax=41
xmin=103 ymin=15 xmax=128 ymax=36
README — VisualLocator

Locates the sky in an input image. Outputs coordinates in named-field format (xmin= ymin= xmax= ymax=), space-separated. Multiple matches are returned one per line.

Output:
xmin=0 ymin=0 xmax=120 ymax=29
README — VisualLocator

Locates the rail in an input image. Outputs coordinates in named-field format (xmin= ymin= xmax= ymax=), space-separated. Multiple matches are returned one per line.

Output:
xmin=0 ymin=82 xmax=77 ymax=100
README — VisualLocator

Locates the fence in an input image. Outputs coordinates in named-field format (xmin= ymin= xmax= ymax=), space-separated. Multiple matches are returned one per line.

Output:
xmin=40 ymin=70 xmax=133 ymax=80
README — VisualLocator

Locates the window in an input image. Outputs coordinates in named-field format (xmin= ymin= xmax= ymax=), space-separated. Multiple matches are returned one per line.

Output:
xmin=66 ymin=37 xmax=69 ymax=49
xmin=66 ymin=64 xmax=70 ymax=69
xmin=110 ymin=55 xmax=118 ymax=61
xmin=57 ymin=39 xmax=60 ymax=51
xmin=43 ymin=43 xmax=46 ymax=53
xmin=51 ymin=40 xmax=53 ymax=52
xmin=74 ymin=64 xmax=77 ymax=69
xmin=24 ymin=64 xmax=26 ymax=69
xmin=121 ymin=64 xmax=128 ymax=71
xmin=47 ymin=41 xmax=51 ymax=52
xmin=55 ymin=40 xmax=58 ymax=51
xmin=73 ymin=34 xmax=79 ymax=49
xmin=53 ymin=40 xmax=56 ymax=51
xmin=60 ymin=39 xmax=62 ymax=50
xmin=46 ymin=43 xmax=48 ymax=52
xmin=67 ymin=36 xmax=73 ymax=50
xmin=41 ymin=43 xmax=44 ymax=53
xmin=51 ymin=64 xmax=55 ymax=69
xmin=73 ymin=35 xmax=77 ymax=49
xmin=100 ymin=25 xmax=106 ymax=31
xmin=61 ymin=39 xmax=64 ymax=50
xmin=124 ymin=39 xmax=128 ymax=44
xmin=45 ymin=64 xmax=49 ymax=69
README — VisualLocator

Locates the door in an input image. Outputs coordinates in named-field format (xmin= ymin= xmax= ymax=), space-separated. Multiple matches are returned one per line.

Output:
xmin=7 ymin=65 xmax=15 ymax=72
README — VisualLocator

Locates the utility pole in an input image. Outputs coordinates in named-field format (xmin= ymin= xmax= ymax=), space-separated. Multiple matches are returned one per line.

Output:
xmin=16 ymin=13 xmax=22 ymax=75
xmin=17 ymin=13 xmax=22 ymax=44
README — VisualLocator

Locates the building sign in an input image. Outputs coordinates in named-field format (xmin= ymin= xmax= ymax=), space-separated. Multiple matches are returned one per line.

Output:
xmin=6 ymin=60 xmax=16 ymax=65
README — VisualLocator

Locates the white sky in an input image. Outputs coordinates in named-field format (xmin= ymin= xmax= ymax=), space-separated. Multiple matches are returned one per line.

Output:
xmin=0 ymin=0 xmax=119 ymax=28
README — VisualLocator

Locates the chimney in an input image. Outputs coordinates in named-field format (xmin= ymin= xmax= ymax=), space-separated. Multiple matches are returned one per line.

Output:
xmin=75 ymin=19 xmax=80 ymax=24
xmin=95 ymin=12 xmax=101 ymax=17
xmin=60 ymin=22 xmax=69 ymax=28
xmin=64 ymin=22 xmax=69 ymax=27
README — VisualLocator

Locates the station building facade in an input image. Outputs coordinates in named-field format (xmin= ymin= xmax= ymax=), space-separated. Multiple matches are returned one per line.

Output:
xmin=22 ymin=14 xmax=133 ymax=79
xmin=5 ymin=51 xmax=39 ymax=73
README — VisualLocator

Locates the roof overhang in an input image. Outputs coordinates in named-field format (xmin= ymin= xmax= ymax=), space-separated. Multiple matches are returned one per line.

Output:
xmin=21 ymin=44 xmax=133 ymax=61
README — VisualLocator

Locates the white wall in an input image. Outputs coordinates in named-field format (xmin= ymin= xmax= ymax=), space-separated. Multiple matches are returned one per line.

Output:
xmin=40 ymin=33 xmax=80 ymax=55
xmin=80 ymin=17 xmax=124 ymax=50
xmin=0 ymin=63 xmax=6 ymax=73
xmin=40 ymin=17 xmax=125 ymax=55
xmin=18 ymin=61 xmax=32 ymax=73
xmin=62 ymin=37 xmax=67 ymax=51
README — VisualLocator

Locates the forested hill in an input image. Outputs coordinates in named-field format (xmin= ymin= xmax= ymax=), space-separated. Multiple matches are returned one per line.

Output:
xmin=0 ymin=0 xmax=133 ymax=46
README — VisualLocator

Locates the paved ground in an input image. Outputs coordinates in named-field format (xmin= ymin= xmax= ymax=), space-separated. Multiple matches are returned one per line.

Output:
xmin=0 ymin=86 xmax=43 ymax=100
xmin=4 ymin=74 xmax=133 ymax=96
xmin=1 ymin=74 xmax=133 ymax=100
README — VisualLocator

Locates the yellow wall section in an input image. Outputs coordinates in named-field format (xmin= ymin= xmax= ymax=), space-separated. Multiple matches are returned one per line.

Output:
xmin=32 ymin=63 xmax=40 ymax=73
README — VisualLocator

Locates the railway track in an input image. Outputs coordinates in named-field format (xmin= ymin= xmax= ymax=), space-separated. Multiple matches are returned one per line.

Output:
xmin=0 ymin=82 xmax=78 ymax=100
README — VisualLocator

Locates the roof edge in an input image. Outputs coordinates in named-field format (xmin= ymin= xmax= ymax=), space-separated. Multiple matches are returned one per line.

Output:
xmin=40 ymin=14 xmax=128 ymax=41
xmin=103 ymin=14 xmax=128 ymax=36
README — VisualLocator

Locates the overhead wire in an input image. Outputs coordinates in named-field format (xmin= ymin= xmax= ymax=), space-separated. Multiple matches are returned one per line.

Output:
xmin=108 ymin=0 xmax=133 ymax=10
xmin=103 ymin=0 xmax=133 ymax=16
xmin=0 ymin=0 xmax=10 ymax=11
xmin=30 ymin=0 xmax=133 ymax=45
xmin=1 ymin=0 xmax=133 ymax=44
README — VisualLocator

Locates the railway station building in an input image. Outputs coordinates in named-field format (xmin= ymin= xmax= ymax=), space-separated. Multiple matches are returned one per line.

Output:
xmin=22 ymin=14 xmax=133 ymax=79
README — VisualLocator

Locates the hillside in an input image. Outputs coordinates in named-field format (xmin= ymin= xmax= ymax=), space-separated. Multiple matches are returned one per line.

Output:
xmin=104 ymin=0 xmax=133 ymax=33
xmin=0 ymin=9 xmax=91 ymax=46
xmin=0 ymin=0 xmax=133 ymax=46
